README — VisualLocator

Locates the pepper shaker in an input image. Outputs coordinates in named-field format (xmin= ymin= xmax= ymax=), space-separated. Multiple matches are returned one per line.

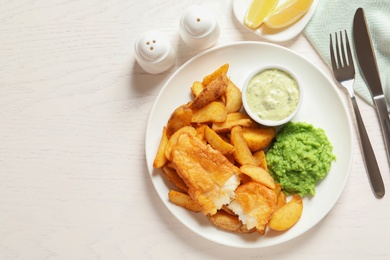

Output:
xmin=134 ymin=30 xmax=176 ymax=74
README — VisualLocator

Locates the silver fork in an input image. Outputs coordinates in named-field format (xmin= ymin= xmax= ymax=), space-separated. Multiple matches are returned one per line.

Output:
xmin=330 ymin=30 xmax=385 ymax=198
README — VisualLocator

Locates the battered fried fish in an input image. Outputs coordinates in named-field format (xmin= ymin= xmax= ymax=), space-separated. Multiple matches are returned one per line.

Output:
xmin=170 ymin=133 xmax=241 ymax=215
xmin=228 ymin=181 xmax=277 ymax=231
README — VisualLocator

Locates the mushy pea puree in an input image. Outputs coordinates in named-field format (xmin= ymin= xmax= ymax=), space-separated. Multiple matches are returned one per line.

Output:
xmin=245 ymin=68 xmax=300 ymax=121
xmin=266 ymin=122 xmax=336 ymax=197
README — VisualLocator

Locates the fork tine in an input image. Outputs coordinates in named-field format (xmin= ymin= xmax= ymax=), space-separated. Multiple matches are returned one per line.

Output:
xmin=344 ymin=30 xmax=354 ymax=70
xmin=335 ymin=32 xmax=342 ymax=68
xmin=339 ymin=31 xmax=347 ymax=67
xmin=329 ymin=34 xmax=337 ymax=70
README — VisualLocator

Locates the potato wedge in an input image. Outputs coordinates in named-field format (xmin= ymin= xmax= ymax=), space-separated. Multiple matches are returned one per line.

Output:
xmin=253 ymin=150 xmax=268 ymax=171
xmin=242 ymin=127 xmax=276 ymax=152
xmin=272 ymin=183 xmax=286 ymax=210
xmin=162 ymin=165 xmax=188 ymax=193
xmin=240 ymin=164 xmax=275 ymax=189
xmin=239 ymin=173 xmax=252 ymax=184
xmin=204 ymin=125 xmax=235 ymax=155
xmin=202 ymin=63 xmax=229 ymax=86
xmin=168 ymin=190 xmax=202 ymax=212
xmin=230 ymin=126 xmax=258 ymax=165
xmin=212 ymin=112 xmax=256 ymax=133
xmin=207 ymin=210 xmax=256 ymax=234
xmin=195 ymin=124 xmax=207 ymax=144
xmin=224 ymin=80 xmax=243 ymax=113
xmin=191 ymin=101 xmax=227 ymax=123
xmin=191 ymin=81 xmax=204 ymax=97
xmin=165 ymin=126 xmax=197 ymax=161
xmin=166 ymin=105 xmax=193 ymax=138
xmin=273 ymin=183 xmax=282 ymax=196
xmin=268 ymin=194 xmax=303 ymax=231
xmin=276 ymin=190 xmax=287 ymax=210
xmin=224 ymin=152 xmax=236 ymax=165
xmin=189 ymin=74 xmax=228 ymax=110
xmin=153 ymin=126 xmax=169 ymax=168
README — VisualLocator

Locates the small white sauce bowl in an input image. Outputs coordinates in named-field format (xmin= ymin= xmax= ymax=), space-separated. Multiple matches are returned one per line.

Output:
xmin=242 ymin=65 xmax=303 ymax=127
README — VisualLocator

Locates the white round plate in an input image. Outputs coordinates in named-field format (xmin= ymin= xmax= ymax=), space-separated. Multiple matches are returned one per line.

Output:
xmin=145 ymin=42 xmax=353 ymax=248
xmin=232 ymin=0 xmax=319 ymax=42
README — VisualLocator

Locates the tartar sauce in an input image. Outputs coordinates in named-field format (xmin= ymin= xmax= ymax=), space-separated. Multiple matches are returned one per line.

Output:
xmin=246 ymin=68 xmax=300 ymax=121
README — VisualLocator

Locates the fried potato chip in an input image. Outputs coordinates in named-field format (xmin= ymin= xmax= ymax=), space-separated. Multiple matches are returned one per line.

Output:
xmin=272 ymin=183 xmax=286 ymax=210
xmin=162 ymin=165 xmax=188 ymax=193
xmin=230 ymin=126 xmax=258 ymax=165
xmin=268 ymin=194 xmax=303 ymax=231
xmin=153 ymin=126 xmax=168 ymax=168
xmin=253 ymin=149 xmax=268 ymax=171
xmin=212 ymin=112 xmax=256 ymax=133
xmin=204 ymin=125 xmax=235 ymax=155
xmin=191 ymin=81 xmax=204 ymax=97
xmin=166 ymin=105 xmax=193 ymax=137
xmin=165 ymin=126 xmax=197 ymax=161
xmin=276 ymin=190 xmax=287 ymax=210
xmin=189 ymin=74 xmax=228 ymax=110
xmin=191 ymin=101 xmax=227 ymax=123
xmin=168 ymin=190 xmax=202 ymax=212
xmin=219 ymin=133 xmax=231 ymax=143
xmin=240 ymin=164 xmax=275 ymax=189
xmin=224 ymin=152 xmax=236 ymax=165
xmin=224 ymin=80 xmax=243 ymax=113
xmin=202 ymin=63 xmax=229 ymax=86
xmin=195 ymin=124 xmax=207 ymax=144
xmin=242 ymin=127 xmax=276 ymax=152
xmin=239 ymin=173 xmax=252 ymax=184
xmin=273 ymin=183 xmax=282 ymax=196
xmin=207 ymin=210 xmax=256 ymax=234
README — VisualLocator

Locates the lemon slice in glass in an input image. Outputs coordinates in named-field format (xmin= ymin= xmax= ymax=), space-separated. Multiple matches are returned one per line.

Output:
xmin=264 ymin=0 xmax=314 ymax=29
xmin=244 ymin=0 xmax=279 ymax=29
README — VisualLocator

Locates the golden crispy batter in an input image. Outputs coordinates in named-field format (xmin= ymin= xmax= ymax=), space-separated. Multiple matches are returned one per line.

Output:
xmin=207 ymin=210 xmax=256 ymax=234
xmin=171 ymin=133 xmax=241 ymax=215
xmin=228 ymin=181 xmax=277 ymax=230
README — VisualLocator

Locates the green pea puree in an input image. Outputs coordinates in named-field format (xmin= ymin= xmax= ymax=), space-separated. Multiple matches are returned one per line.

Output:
xmin=266 ymin=122 xmax=336 ymax=196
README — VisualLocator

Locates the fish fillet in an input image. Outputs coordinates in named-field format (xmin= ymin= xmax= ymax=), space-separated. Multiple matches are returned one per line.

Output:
xmin=228 ymin=181 xmax=276 ymax=230
xmin=171 ymin=133 xmax=241 ymax=215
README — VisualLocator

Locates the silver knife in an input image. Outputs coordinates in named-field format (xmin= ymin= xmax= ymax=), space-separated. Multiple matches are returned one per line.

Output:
xmin=353 ymin=7 xmax=390 ymax=165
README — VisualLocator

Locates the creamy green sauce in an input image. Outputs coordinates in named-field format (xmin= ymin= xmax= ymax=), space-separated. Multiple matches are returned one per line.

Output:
xmin=246 ymin=69 xmax=300 ymax=121
xmin=266 ymin=122 xmax=336 ymax=197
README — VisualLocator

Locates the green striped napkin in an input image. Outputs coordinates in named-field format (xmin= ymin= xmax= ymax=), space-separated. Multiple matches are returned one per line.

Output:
xmin=304 ymin=0 xmax=390 ymax=111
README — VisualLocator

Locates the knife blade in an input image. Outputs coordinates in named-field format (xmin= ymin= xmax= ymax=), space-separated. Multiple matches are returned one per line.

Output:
xmin=353 ymin=7 xmax=390 ymax=165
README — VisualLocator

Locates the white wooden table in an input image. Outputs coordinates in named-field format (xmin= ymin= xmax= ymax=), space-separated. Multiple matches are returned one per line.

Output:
xmin=0 ymin=0 xmax=389 ymax=259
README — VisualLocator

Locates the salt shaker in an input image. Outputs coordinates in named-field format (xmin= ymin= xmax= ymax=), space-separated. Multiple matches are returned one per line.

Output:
xmin=179 ymin=5 xmax=220 ymax=50
xmin=134 ymin=30 xmax=176 ymax=74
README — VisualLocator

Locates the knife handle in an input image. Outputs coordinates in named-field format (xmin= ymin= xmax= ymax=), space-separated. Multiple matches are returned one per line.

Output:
xmin=351 ymin=96 xmax=385 ymax=198
xmin=373 ymin=96 xmax=390 ymax=164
